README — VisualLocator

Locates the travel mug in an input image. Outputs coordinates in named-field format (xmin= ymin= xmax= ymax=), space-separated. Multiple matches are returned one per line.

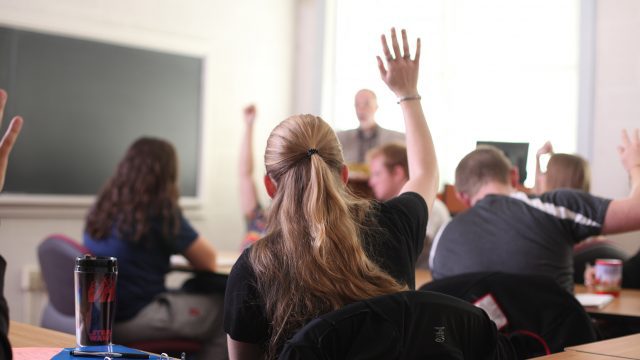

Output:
xmin=74 ymin=255 xmax=118 ymax=346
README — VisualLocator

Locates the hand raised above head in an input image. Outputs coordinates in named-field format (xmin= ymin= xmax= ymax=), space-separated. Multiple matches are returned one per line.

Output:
xmin=244 ymin=104 xmax=257 ymax=126
xmin=376 ymin=28 xmax=421 ymax=98
xmin=0 ymin=89 xmax=23 ymax=192
xmin=617 ymin=129 xmax=640 ymax=173
xmin=537 ymin=141 xmax=553 ymax=158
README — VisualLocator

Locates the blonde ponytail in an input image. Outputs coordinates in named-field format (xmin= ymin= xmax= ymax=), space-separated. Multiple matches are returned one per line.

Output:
xmin=250 ymin=114 xmax=405 ymax=358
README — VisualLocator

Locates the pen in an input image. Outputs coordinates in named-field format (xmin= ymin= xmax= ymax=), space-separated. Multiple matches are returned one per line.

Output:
xmin=70 ymin=350 xmax=151 ymax=359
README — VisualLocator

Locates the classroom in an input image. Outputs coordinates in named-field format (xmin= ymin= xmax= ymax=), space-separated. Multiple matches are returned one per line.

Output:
xmin=1 ymin=0 xmax=640 ymax=359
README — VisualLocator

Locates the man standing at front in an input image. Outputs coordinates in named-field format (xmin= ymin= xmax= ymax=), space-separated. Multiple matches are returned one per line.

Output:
xmin=337 ymin=89 xmax=404 ymax=164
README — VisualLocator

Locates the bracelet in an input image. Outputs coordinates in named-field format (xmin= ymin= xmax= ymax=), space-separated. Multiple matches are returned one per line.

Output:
xmin=397 ymin=95 xmax=422 ymax=104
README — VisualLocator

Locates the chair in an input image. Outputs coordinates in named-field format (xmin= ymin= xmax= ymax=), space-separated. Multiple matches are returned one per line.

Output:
xmin=279 ymin=290 xmax=518 ymax=359
xmin=420 ymin=272 xmax=599 ymax=357
xmin=38 ymin=233 xmax=90 ymax=334
xmin=573 ymin=238 xmax=629 ymax=284
xmin=37 ymin=234 xmax=202 ymax=356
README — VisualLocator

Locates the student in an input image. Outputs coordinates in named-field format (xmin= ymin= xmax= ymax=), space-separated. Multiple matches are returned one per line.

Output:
xmin=430 ymin=130 xmax=640 ymax=293
xmin=534 ymin=141 xmax=590 ymax=194
xmin=238 ymin=104 xmax=266 ymax=249
xmin=83 ymin=137 xmax=227 ymax=359
xmin=366 ymin=142 xmax=450 ymax=269
xmin=336 ymin=89 xmax=404 ymax=164
xmin=0 ymin=88 xmax=25 ymax=360
xmin=224 ymin=28 xmax=440 ymax=359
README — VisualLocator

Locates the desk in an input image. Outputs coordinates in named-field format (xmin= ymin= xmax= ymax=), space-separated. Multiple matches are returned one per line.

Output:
xmin=565 ymin=333 xmax=640 ymax=359
xmin=531 ymin=352 xmax=622 ymax=359
xmin=8 ymin=320 xmax=75 ymax=348
xmin=575 ymin=285 xmax=640 ymax=318
xmin=170 ymin=250 xmax=241 ymax=274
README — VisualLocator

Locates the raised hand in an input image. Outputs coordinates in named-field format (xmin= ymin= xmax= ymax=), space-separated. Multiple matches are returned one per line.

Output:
xmin=244 ymin=104 xmax=257 ymax=127
xmin=618 ymin=129 xmax=640 ymax=173
xmin=536 ymin=141 xmax=553 ymax=158
xmin=376 ymin=28 xmax=421 ymax=98
xmin=0 ymin=89 xmax=23 ymax=191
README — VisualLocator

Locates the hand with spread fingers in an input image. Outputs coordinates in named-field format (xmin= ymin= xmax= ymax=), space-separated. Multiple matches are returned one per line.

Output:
xmin=376 ymin=28 xmax=421 ymax=98
xmin=0 ymin=89 xmax=23 ymax=192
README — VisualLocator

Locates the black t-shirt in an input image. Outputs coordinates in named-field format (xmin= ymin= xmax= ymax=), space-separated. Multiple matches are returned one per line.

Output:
xmin=224 ymin=192 xmax=427 ymax=345
xmin=432 ymin=190 xmax=610 ymax=292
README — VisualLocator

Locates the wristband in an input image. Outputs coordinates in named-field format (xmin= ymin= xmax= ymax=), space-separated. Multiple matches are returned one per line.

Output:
xmin=397 ymin=95 xmax=421 ymax=104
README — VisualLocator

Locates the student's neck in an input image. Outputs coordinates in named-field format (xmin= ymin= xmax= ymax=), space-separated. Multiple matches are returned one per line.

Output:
xmin=470 ymin=182 xmax=515 ymax=206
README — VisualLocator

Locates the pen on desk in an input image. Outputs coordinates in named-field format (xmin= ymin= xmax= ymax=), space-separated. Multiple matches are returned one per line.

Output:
xmin=70 ymin=350 xmax=151 ymax=359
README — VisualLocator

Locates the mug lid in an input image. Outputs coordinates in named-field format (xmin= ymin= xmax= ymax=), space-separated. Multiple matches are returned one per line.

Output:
xmin=75 ymin=254 xmax=117 ymax=271
xmin=595 ymin=258 xmax=622 ymax=265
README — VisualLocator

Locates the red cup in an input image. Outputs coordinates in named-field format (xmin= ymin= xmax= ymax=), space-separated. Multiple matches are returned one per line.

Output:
xmin=594 ymin=258 xmax=623 ymax=297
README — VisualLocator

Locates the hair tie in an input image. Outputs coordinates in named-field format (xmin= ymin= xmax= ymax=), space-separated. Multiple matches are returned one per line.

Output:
xmin=307 ymin=148 xmax=319 ymax=158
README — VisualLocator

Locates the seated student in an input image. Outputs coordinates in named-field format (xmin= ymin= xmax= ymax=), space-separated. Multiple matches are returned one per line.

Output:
xmin=224 ymin=28 xmax=519 ymax=360
xmin=430 ymin=131 xmax=640 ymax=293
xmin=366 ymin=142 xmax=450 ymax=270
xmin=84 ymin=137 xmax=227 ymax=359
xmin=238 ymin=104 xmax=266 ymax=249
xmin=0 ymin=89 xmax=24 ymax=360
xmin=534 ymin=141 xmax=591 ymax=194
xmin=336 ymin=89 xmax=404 ymax=165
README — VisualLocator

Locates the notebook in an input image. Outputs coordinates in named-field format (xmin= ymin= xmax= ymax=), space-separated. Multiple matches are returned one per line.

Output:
xmin=575 ymin=293 xmax=614 ymax=309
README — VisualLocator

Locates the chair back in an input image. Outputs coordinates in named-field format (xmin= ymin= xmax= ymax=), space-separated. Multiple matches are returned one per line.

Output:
xmin=37 ymin=234 xmax=90 ymax=333
xmin=420 ymin=272 xmax=599 ymax=357
xmin=279 ymin=290 xmax=516 ymax=359
xmin=573 ymin=238 xmax=629 ymax=284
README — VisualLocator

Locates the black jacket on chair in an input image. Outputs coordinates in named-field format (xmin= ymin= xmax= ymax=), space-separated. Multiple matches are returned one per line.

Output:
xmin=279 ymin=290 xmax=517 ymax=360
xmin=420 ymin=272 xmax=599 ymax=358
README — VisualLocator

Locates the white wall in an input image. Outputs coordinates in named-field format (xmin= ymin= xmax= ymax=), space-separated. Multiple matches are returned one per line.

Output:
xmin=591 ymin=0 xmax=640 ymax=254
xmin=0 ymin=0 xmax=295 ymax=323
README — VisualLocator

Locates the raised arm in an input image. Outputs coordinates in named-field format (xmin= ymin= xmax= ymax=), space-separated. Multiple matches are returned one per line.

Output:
xmin=534 ymin=141 xmax=553 ymax=194
xmin=239 ymin=105 xmax=259 ymax=218
xmin=0 ymin=89 xmax=24 ymax=191
xmin=377 ymin=28 xmax=438 ymax=211
xmin=602 ymin=129 xmax=640 ymax=234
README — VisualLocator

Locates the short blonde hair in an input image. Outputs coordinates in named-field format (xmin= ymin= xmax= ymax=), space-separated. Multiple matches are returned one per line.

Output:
xmin=455 ymin=146 xmax=512 ymax=197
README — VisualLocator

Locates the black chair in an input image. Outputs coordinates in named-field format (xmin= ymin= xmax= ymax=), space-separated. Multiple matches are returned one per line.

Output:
xmin=420 ymin=272 xmax=599 ymax=358
xmin=279 ymin=290 xmax=517 ymax=360
xmin=573 ymin=239 xmax=629 ymax=284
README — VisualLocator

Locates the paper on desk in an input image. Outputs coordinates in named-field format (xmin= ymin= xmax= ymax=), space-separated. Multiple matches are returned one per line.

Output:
xmin=575 ymin=293 xmax=614 ymax=309
xmin=13 ymin=347 xmax=62 ymax=360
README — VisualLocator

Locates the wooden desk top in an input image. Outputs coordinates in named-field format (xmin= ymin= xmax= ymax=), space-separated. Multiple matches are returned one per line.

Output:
xmin=575 ymin=284 xmax=640 ymax=318
xmin=530 ymin=351 xmax=621 ymax=359
xmin=8 ymin=320 xmax=75 ymax=348
xmin=565 ymin=333 xmax=640 ymax=359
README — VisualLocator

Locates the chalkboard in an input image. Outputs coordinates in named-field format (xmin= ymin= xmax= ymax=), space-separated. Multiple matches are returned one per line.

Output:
xmin=0 ymin=26 xmax=202 ymax=198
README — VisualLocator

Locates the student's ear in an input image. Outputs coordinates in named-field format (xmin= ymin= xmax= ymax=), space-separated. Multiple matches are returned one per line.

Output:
xmin=509 ymin=167 xmax=520 ymax=188
xmin=455 ymin=189 xmax=472 ymax=208
xmin=341 ymin=164 xmax=349 ymax=184
xmin=264 ymin=174 xmax=277 ymax=198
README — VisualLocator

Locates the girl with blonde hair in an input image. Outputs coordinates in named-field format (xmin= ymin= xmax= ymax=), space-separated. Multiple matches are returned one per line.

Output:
xmin=224 ymin=28 xmax=439 ymax=359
